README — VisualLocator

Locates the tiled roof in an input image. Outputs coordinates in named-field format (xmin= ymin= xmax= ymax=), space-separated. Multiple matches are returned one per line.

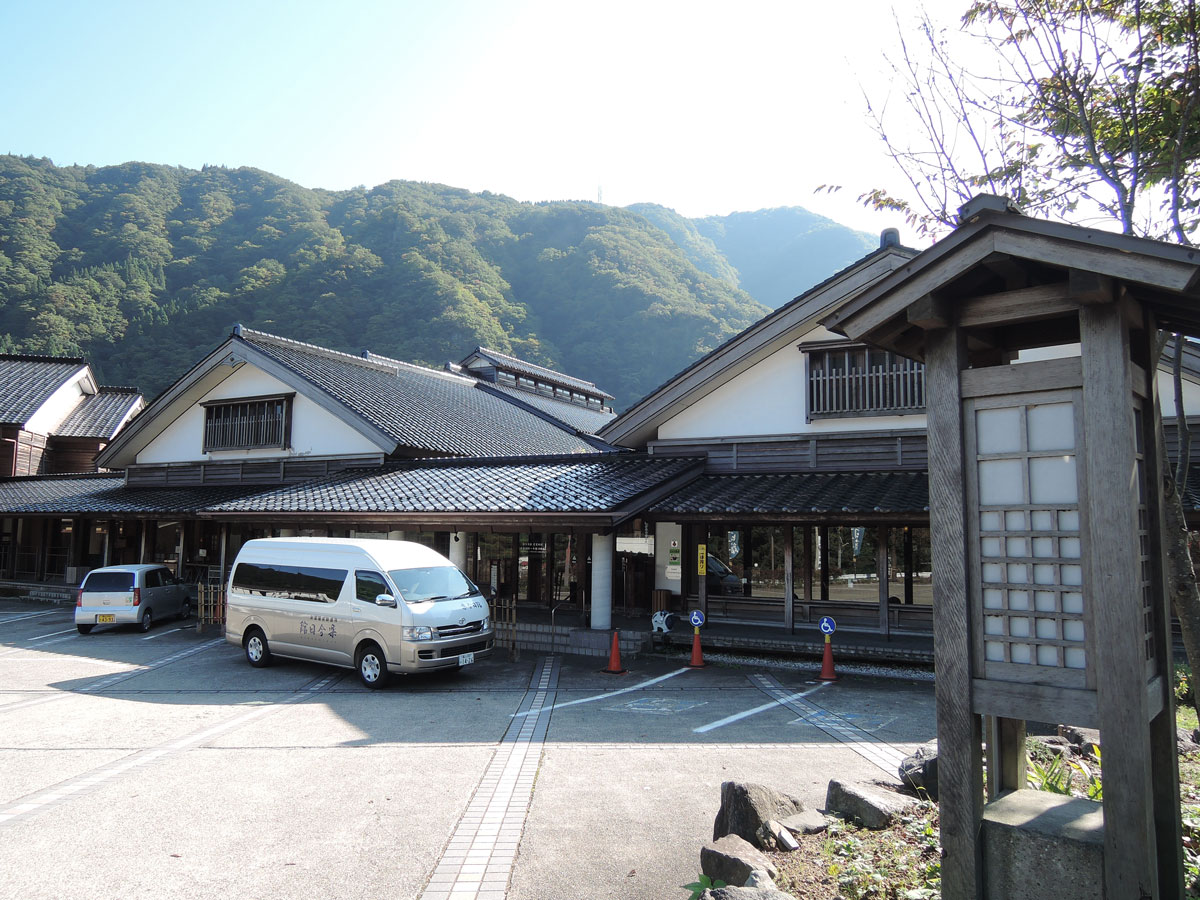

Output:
xmin=462 ymin=347 xmax=614 ymax=400
xmin=0 ymin=475 xmax=268 ymax=515
xmin=0 ymin=356 xmax=86 ymax=425
xmin=55 ymin=388 xmax=142 ymax=439
xmin=238 ymin=330 xmax=608 ymax=457
xmin=650 ymin=472 xmax=929 ymax=515
xmin=477 ymin=381 xmax=616 ymax=435
xmin=208 ymin=454 xmax=703 ymax=514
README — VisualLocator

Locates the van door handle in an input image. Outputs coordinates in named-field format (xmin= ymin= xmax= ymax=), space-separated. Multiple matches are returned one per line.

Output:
xmin=351 ymin=605 xmax=361 ymax=612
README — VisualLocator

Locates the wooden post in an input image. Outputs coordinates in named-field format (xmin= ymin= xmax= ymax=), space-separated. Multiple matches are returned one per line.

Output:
xmin=876 ymin=525 xmax=889 ymax=636
xmin=818 ymin=526 xmax=830 ymax=602
xmin=802 ymin=526 xmax=814 ymax=618
xmin=1080 ymin=303 xmax=1159 ymax=898
xmin=783 ymin=525 xmax=794 ymax=632
xmin=925 ymin=326 xmax=983 ymax=900
xmin=218 ymin=523 xmax=228 ymax=586
xmin=903 ymin=526 xmax=914 ymax=605
xmin=1143 ymin=315 xmax=1186 ymax=900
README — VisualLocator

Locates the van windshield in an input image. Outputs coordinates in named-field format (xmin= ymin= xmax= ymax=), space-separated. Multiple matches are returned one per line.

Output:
xmin=387 ymin=566 xmax=479 ymax=603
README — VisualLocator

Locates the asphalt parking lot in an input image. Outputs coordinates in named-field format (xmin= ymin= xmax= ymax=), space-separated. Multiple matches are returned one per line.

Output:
xmin=0 ymin=599 xmax=937 ymax=900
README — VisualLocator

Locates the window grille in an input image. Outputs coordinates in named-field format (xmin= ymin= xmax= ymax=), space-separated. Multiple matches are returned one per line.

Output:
xmin=202 ymin=394 xmax=292 ymax=451
xmin=805 ymin=344 xmax=925 ymax=419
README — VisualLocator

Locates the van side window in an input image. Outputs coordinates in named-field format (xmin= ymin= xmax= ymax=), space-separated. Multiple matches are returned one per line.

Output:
xmin=231 ymin=563 xmax=347 ymax=603
xmin=356 ymin=570 xmax=389 ymax=602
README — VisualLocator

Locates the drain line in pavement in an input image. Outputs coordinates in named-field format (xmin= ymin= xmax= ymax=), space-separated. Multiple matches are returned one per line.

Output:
xmin=419 ymin=655 xmax=559 ymax=900
xmin=749 ymin=673 xmax=908 ymax=776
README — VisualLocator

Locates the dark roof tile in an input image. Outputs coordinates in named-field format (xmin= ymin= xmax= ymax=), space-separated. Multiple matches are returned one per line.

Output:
xmin=650 ymin=472 xmax=929 ymax=515
xmin=0 ymin=357 xmax=86 ymax=425
xmin=240 ymin=331 xmax=607 ymax=457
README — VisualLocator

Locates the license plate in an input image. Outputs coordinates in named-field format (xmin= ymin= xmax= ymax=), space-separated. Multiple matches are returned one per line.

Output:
xmin=96 ymin=614 xmax=115 ymax=624
xmin=458 ymin=652 xmax=475 ymax=666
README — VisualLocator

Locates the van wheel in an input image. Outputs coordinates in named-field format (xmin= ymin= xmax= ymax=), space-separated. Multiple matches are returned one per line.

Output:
xmin=244 ymin=628 xmax=271 ymax=668
xmin=139 ymin=609 xmax=153 ymax=633
xmin=77 ymin=624 xmax=93 ymax=635
xmin=356 ymin=643 xmax=389 ymax=689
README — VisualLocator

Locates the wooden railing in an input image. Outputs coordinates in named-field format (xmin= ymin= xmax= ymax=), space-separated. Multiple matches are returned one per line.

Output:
xmin=197 ymin=584 xmax=226 ymax=632
xmin=809 ymin=358 xmax=925 ymax=419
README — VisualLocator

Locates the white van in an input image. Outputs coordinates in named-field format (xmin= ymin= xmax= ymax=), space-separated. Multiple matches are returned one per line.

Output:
xmin=224 ymin=538 xmax=493 ymax=688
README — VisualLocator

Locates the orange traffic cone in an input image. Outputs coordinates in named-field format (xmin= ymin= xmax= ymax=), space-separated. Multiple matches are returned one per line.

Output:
xmin=603 ymin=630 xmax=627 ymax=675
xmin=687 ymin=628 xmax=706 ymax=668
xmin=819 ymin=634 xmax=838 ymax=681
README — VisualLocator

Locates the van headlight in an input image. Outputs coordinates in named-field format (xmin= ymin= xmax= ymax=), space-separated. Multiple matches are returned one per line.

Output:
xmin=481 ymin=616 xmax=490 ymax=631
xmin=402 ymin=626 xmax=433 ymax=641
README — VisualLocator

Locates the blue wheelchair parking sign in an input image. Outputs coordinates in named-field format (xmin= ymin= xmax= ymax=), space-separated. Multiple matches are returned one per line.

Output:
xmin=690 ymin=609 xmax=706 ymax=627
xmin=819 ymin=615 xmax=837 ymax=635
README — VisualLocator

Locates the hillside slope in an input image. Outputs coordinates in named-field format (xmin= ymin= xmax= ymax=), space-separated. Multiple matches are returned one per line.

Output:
xmin=0 ymin=157 xmax=770 ymax=408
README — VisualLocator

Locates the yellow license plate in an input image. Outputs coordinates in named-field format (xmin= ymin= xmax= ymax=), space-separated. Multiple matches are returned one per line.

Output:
xmin=96 ymin=614 xmax=116 ymax=624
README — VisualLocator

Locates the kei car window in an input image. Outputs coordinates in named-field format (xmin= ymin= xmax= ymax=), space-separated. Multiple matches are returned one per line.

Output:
xmin=355 ymin=570 xmax=389 ymax=602
xmin=387 ymin=566 xmax=477 ymax=602
xmin=83 ymin=572 xmax=134 ymax=592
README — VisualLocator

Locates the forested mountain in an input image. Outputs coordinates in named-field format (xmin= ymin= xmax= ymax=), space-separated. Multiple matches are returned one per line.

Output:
xmin=0 ymin=156 xmax=871 ymax=410
xmin=628 ymin=203 xmax=877 ymax=307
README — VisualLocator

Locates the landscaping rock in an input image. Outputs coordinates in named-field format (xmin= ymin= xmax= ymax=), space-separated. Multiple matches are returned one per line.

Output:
xmin=1178 ymin=727 xmax=1198 ymax=756
xmin=898 ymin=740 xmax=939 ymax=800
xmin=779 ymin=809 xmax=830 ymax=835
xmin=713 ymin=781 xmax=806 ymax=848
xmin=1037 ymin=735 xmax=1074 ymax=757
xmin=700 ymin=886 xmax=797 ymax=900
xmin=700 ymin=834 xmax=779 ymax=886
xmin=1059 ymin=725 xmax=1101 ymax=759
xmin=765 ymin=819 xmax=799 ymax=851
xmin=825 ymin=779 xmax=918 ymax=830
xmin=744 ymin=870 xmax=776 ymax=888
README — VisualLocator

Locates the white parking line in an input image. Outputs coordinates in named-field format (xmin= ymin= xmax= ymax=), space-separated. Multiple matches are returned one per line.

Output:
xmin=749 ymin=673 xmax=909 ymax=776
xmin=510 ymin=667 xmax=691 ymax=717
xmin=0 ymin=670 xmax=341 ymax=827
xmin=142 ymin=626 xmax=187 ymax=640
xmin=692 ymin=683 xmax=827 ymax=733
xmin=0 ymin=610 xmax=59 ymax=624
xmin=30 ymin=628 xmax=78 ymax=641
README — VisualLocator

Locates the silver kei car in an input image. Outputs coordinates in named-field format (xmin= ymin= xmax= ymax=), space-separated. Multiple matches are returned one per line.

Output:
xmin=75 ymin=564 xmax=192 ymax=634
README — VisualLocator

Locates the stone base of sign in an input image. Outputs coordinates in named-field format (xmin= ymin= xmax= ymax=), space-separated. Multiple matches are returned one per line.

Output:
xmin=981 ymin=790 xmax=1104 ymax=900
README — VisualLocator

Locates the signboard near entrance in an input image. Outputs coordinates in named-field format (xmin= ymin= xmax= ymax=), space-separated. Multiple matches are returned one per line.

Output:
xmin=698 ymin=544 xmax=707 ymax=575
xmin=667 ymin=542 xmax=681 ymax=581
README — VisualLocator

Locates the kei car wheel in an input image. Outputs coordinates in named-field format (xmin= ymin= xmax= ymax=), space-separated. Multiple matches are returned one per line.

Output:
xmin=179 ymin=599 xmax=191 ymax=621
xmin=139 ymin=609 xmax=153 ymax=633
xmin=356 ymin=642 xmax=390 ymax=689
xmin=244 ymin=628 xmax=271 ymax=668
xmin=76 ymin=624 xmax=93 ymax=635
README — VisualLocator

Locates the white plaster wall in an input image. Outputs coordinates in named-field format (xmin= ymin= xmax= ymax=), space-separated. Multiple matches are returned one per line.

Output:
xmin=25 ymin=375 xmax=87 ymax=436
xmin=136 ymin=364 xmax=381 ymax=463
xmin=657 ymin=335 xmax=926 ymax=441
xmin=1014 ymin=343 xmax=1200 ymax=417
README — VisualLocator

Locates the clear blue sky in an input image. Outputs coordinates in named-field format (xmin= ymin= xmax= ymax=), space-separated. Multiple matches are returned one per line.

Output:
xmin=1 ymin=0 xmax=966 ymax=236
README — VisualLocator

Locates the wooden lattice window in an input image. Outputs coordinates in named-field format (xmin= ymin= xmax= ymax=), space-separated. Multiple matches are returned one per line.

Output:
xmin=202 ymin=394 xmax=293 ymax=452
xmin=805 ymin=344 xmax=925 ymax=420
xmin=966 ymin=389 xmax=1090 ymax=689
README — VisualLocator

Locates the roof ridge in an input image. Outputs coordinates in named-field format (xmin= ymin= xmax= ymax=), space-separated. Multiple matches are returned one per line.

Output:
xmin=363 ymin=351 xmax=478 ymax=385
xmin=238 ymin=328 xmax=478 ymax=385
xmin=0 ymin=353 xmax=86 ymax=365
xmin=237 ymin=328 xmax=404 ymax=376
xmin=465 ymin=346 xmax=613 ymax=397
xmin=95 ymin=385 xmax=142 ymax=395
